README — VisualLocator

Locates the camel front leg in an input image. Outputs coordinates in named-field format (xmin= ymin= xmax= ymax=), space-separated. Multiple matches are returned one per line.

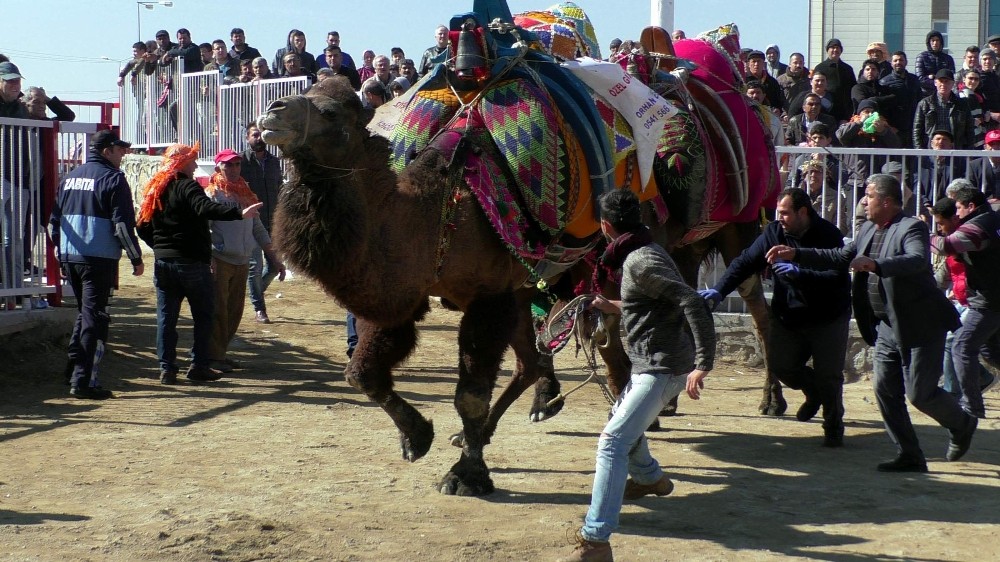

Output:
xmin=439 ymin=292 xmax=517 ymax=496
xmin=344 ymin=315 xmax=434 ymax=462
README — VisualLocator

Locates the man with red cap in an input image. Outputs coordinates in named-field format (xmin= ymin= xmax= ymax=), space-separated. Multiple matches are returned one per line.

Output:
xmin=968 ymin=129 xmax=1000 ymax=200
xmin=136 ymin=143 xmax=262 ymax=385
xmin=205 ymin=149 xmax=284 ymax=372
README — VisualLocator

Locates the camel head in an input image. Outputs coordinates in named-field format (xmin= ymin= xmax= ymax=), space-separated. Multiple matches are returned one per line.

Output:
xmin=256 ymin=77 xmax=369 ymax=170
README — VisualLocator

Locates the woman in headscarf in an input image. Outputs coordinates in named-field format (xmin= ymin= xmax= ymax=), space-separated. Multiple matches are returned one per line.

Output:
xmin=136 ymin=142 xmax=261 ymax=385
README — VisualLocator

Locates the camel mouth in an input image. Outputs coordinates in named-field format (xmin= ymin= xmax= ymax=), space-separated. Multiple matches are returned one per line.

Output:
xmin=256 ymin=112 xmax=298 ymax=147
xmin=259 ymin=128 xmax=297 ymax=146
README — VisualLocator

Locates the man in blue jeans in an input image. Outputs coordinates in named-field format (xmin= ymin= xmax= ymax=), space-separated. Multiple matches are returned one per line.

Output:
xmin=560 ymin=190 xmax=715 ymax=562
xmin=136 ymin=142 xmax=261 ymax=384
xmin=240 ymin=124 xmax=283 ymax=324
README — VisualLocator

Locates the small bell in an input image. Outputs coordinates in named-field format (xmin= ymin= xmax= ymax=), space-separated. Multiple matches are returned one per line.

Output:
xmin=455 ymin=20 xmax=487 ymax=80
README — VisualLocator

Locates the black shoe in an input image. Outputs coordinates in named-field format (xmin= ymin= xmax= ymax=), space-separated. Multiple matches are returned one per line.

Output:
xmin=796 ymin=399 xmax=821 ymax=422
xmin=70 ymin=386 xmax=113 ymax=400
xmin=877 ymin=455 xmax=928 ymax=473
xmin=946 ymin=416 xmax=978 ymax=462
xmin=186 ymin=365 xmax=222 ymax=383
xmin=822 ymin=432 xmax=844 ymax=448
xmin=160 ymin=370 xmax=178 ymax=385
xmin=346 ymin=346 xmax=355 ymax=359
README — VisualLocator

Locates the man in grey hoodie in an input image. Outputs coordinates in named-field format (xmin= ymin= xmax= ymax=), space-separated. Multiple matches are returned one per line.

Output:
xmin=766 ymin=44 xmax=787 ymax=79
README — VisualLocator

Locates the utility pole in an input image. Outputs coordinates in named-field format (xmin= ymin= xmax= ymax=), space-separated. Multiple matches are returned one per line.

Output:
xmin=651 ymin=0 xmax=675 ymax=31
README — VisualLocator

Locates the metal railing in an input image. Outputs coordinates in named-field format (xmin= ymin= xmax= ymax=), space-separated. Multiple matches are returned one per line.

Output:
xmin=119 ymin=59 xmax=309 ymax=159
xmin=218 ymin=76 xmax=310 ymax=154
xmin=0 ymin=117 xmax=103 ymax=312
xmin=1 ymin=117 xmax=55 ymax=311
xmin=119 ymin=59 xmax=184 ymax=150
xmin=179 ymin=71 xmax=221 ymax=162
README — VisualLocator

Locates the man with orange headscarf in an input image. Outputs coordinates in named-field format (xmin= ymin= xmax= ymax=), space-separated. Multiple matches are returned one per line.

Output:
xmin=136 ymin=143 xmax=262 ymax=385
xmin=205 ymin=149 xmax=284 ymax=372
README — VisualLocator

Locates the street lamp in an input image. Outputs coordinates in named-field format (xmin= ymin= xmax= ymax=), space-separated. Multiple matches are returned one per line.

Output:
xmin=137 ymin=1 xmax=174 ymax=43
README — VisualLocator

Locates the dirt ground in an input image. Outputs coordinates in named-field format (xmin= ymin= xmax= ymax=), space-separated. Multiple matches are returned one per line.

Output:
xmin=1 ymin=266 xmax=998 ymax=562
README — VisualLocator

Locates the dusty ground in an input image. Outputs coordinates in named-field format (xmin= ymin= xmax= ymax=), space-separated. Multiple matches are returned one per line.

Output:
xmin=1 ymin=266 xmax=999 ymax=562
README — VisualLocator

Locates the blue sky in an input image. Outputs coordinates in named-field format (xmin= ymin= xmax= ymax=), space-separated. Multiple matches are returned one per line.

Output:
xmin=1 ymin=0 xmax=807 ymax=107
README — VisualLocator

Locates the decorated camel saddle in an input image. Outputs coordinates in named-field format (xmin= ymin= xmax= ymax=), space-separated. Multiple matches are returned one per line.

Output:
xmin=371 ymin=0 xmax=780 ymax=279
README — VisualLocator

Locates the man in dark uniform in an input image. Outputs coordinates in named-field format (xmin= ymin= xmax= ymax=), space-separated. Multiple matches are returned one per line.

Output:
xmin=701 ymin=188 xmax=851 ymax=446
xmin=49 ymin=130 xmax=144 ymax=399
xmin=767 ymin=174 xmax=978 ymax=472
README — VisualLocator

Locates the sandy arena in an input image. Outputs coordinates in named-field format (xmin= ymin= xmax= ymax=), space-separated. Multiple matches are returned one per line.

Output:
xmin=1 ymin=269 xmax=998 ymax=561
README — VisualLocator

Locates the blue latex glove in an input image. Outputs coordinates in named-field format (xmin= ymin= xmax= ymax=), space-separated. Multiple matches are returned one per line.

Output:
xmin=698 ymin=289 xmax=723 ymax=311
xmin=772 ymin=261 xmax=800 ymax=280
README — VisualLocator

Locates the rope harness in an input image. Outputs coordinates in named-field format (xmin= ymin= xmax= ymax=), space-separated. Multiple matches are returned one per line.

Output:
xmin=536 ymin=294 xmax=615 ymax=407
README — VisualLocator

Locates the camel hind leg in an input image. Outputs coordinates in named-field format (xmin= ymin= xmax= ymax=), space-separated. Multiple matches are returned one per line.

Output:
xmin=450 ymin=289 xmax=561 ymax=449
xmin=345 ymin=308 xmax=434 ymax=462
xmin=718 ymin=221 xmax=786 ymax=417
xmin=488 ymin=290 xmax=562 ymax=436
xmin=439 ymin=291 xmax=518 ymax=496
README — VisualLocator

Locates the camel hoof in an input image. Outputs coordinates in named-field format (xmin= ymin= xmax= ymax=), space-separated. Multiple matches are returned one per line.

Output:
xmin=529 ymin=381 xmax=563 ymax=422
xmin=438 ymin=456 xmax=494 ymax=496
xmin=448 ymin=431 xmax=466 ymax=448
xmin=399 ymin=418 xmax=434 ymax=462
xmin=758 ymin=397 xmax=788 ymax=417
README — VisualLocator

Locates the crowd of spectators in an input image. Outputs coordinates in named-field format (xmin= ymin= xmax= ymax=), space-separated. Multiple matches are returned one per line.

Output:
xmin=111 ymin=26 xmax=444 ymax=100
xmin=724 ymin=31 xmax=1000 ymax=232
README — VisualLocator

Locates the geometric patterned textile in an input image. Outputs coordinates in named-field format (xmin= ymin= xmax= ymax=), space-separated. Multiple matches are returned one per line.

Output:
xmin=478 ymin=79 xmax=569 ymax=235
xmin=548 ymin=2 xmax=601 ymax=59
xmin=692 ymin=24 xmax=745 ymax=89
xmin=592 ymin=92 xmax=635 ymax=167
xmin=461 ymin=128 xmax=547 ymax=260
xmin=653 ymin=107 xmax=709 ymax=229
xmin=389 ymin=88 xmax=461 ymax=174
xmin=513 ymin=11 xmax=589 ymax=61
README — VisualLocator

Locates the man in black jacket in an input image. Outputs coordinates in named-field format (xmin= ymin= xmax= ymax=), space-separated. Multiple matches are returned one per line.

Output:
xmin=160 ymin=28 xmax=203 ymax=72
xmin=701 ymin=188 xmax=851 ymax=447
xmin=228 ymin=28 xmax=262 ymax=62
xmin=241 ymin=125 xmax=284 ymax=324
xmin=879 ymin=51 xmax=923 ymax=147
xmin=136 ymin=143 xmax=261 ymax=384
xmin=913 ymin=69 xmax=974 ymax=149
xmin=746 ymin=50 xmax=785 ymax=111
xmin=812 ymin=38 xmax=856 ymax=124
xmin=767 ymin=174 xmax=977 ymax=472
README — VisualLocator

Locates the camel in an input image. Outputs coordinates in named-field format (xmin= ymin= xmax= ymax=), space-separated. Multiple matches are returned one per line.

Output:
xmin=255 ymin=18 xmax=784 ymax=496
xmin=258 ymin=78 xmax=564 ymax=495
